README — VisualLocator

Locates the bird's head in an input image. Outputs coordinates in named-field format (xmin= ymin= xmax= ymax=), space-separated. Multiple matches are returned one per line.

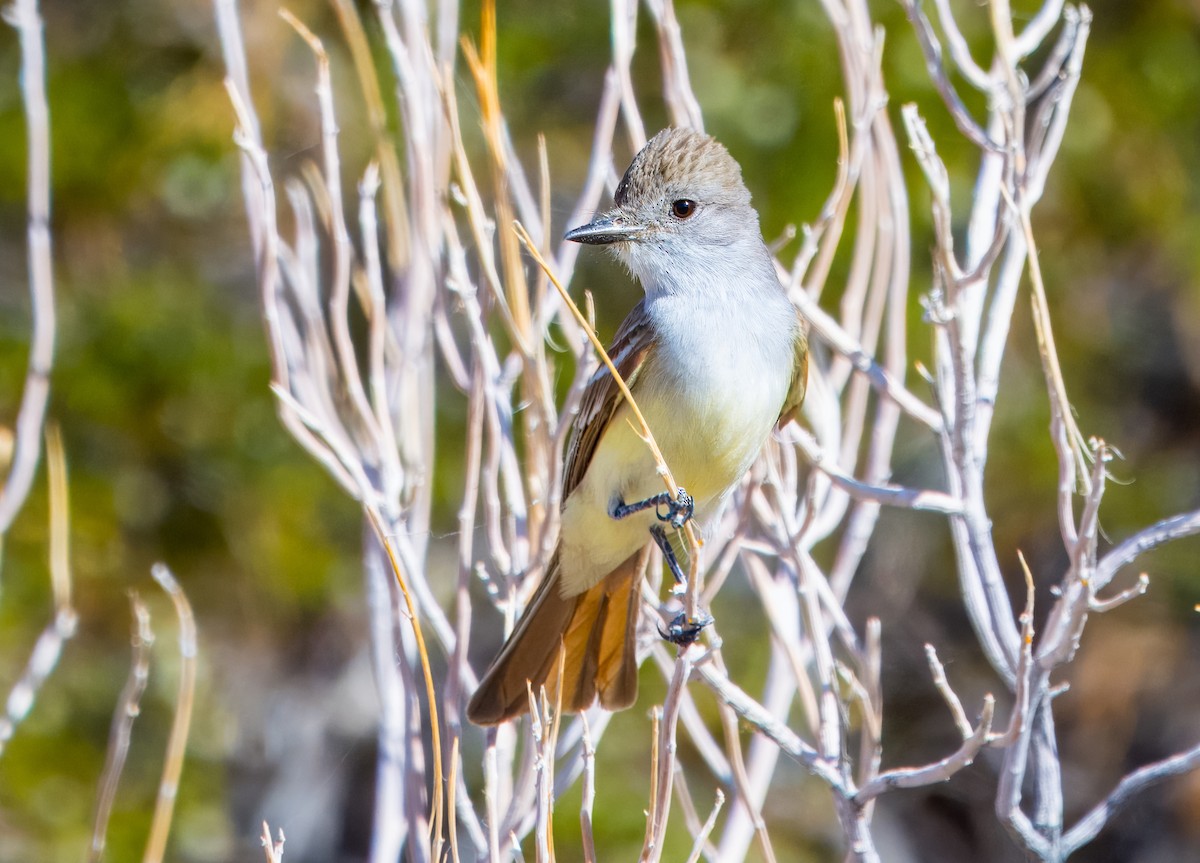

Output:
xmin=565 ymin=128 xmax=763 ymax=293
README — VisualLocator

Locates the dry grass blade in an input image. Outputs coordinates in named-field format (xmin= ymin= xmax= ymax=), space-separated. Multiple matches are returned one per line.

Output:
xmin=364 ymin=505 xmax=445 ymax=853
xmin=1004 ymin=185 xmax=1091 ymax=488
xmin=145 ymin=564 xmax=197 ymax=863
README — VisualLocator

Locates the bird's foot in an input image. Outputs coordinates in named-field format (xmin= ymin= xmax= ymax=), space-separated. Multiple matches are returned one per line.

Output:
xmin=659 ymin=611 xmax=714 ymax=647
xmin=610 ymin=488 xmax=693 ymax=529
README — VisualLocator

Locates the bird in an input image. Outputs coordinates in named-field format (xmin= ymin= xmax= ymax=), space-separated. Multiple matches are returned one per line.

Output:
xmin=466 ymin=127 xmax=808 ymax=725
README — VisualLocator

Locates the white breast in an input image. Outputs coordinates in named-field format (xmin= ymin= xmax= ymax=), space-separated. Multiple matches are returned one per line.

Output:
xmin=641 ymin=286 xmax=796 ymax=505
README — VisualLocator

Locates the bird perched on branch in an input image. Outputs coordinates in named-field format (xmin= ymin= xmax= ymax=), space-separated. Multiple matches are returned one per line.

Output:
xmin=467 ymin=127 xmax=808 ymax=725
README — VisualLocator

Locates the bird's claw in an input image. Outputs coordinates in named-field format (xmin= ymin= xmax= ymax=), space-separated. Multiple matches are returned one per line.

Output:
xmin=659 ymin=611 xmax=713 ymax=646
xmin=655 ymin=488 xmax=694 ymax=529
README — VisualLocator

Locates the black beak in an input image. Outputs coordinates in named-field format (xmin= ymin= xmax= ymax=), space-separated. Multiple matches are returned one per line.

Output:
xmin=564 ymin=212 xmax=644 ymax=245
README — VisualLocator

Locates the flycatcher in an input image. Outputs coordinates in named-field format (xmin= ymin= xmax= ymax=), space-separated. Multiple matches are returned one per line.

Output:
xmin=467 ymin=127 xmax=808 ymax=725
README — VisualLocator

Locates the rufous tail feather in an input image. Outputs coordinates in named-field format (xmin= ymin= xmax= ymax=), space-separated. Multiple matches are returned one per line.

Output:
xmin=467 ymin=546 xmax=647 ymax=725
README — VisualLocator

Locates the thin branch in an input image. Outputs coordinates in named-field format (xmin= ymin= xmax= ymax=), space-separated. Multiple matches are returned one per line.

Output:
xmin=792 ymin=427 xmax=962 ymax=514
xmin=144 ymin=564 xmax=197 ymax=863
xmin=854 ymin=696 xmax=994 ymax=802
xmin=683 ymin=789 xmax=724 ymax=863
xmin=789 ymin=287 xmax=943 ymax=431
xmin=1062 ymin=742 xmax=1200 ymax=855
xmin=898 ymin=0 xmax=1000 ymax=152
xmin=0 ymin=426 xmax=76 ymax=758
xmin=1094 ymin=509 xmax=1200 ymax=594
xmin=579 ymin=716 xmax=598 ymax=863
xmin=88 ymin=594 xmax=154 ymax=863
xmin=0 ymin=0 xmax=56 ymax=540
xmin=261 ymin=822 xmax=286 ymax=863
xmin=924 ymin=644 xmax=972 ymax=739
xmin=1089 ymin=573 xmax=1149 ymax=613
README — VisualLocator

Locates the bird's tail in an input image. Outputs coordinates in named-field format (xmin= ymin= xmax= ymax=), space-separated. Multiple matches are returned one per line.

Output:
xmin=466 ymin=546 xmax=647 ymax=726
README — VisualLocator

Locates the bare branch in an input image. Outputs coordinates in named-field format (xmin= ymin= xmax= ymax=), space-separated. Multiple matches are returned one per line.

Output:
xmin=1063 ymin=742 xmax=1200 ymax=856
xmin=261 ymin=822 xmax=286 ymax=863
xmin=897 ymin=0 xmax=1000 ymax=152
xmin=0 ymin=0 xmax=56 ymax=541
xmin=144 ymin=564 xmax=197 ymax=863
xmin=0 ymin=426 xmax=76 ymax=758
xmin=684 ymin=789 xmax=725 ymax=863
xmin=1095 ymin=510 xmax=1200 ymax=594
xmin=924 ymin=644 xmax=972 ymax=739
xmin=88 ymin=595 xmax=153 ymax=863
xmin=854 ymin=696 xmax=994 ymax=802
xmin=1089 ymin=573 xmax=1149 ymax=613
xmin=792 ymin=427 xmax=962 ymax=514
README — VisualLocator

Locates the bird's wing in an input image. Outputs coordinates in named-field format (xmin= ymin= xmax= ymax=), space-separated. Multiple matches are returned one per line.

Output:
xmin=777 ymin=310 xmax=809 ymax=427
xmin=562 ymin=299 xmax=657 ymax=501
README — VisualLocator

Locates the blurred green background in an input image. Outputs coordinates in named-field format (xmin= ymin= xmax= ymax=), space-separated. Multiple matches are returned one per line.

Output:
xmin=0 ymin=1 xmax=1198 ymax=861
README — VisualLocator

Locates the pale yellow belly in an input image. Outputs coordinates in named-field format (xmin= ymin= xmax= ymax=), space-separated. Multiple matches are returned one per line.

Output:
xmin=557 ymin=363 xmax=783 ymax=597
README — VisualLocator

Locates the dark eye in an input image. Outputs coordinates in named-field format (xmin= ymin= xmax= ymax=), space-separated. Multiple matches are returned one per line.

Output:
xmin=670 ymin=199 xmax=696 ymax=219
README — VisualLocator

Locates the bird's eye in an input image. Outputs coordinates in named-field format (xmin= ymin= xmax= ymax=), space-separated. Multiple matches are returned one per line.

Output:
xmin=670 ymin=199 xmax=697 ymax=219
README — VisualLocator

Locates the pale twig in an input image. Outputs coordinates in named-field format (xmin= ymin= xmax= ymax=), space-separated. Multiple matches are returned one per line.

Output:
xmin=1094 ymin=509 xmax=1200 ymax=594
xmin=527 ymin=686 xmax=551 ymax=863
xmin=644 ymin=0 xmax=704 ymax=131
xmin=88 ymin=594 xmax=153 ymax=863
xmin=280 ymin=10 xmax=385 ymax=465
xmin=0 ymin=0 xmax=56 ymax=542
xmin=1025 ymin=8 xmax=1080 ymax=100
xmin=683 ymin=789 xmax=725 ymax=863
xmin=992 ymin=551 xmax=1037 ymax=748
xmin=789 ymin=288 xmax=943 ymax=432
xmin=1013 ymin=0 xmax=1066 ymax=60
xmin=643 ymin=650 xmax=695 ymax=862
xmin=924 ymin=644 xmax=972 ymax=739
xmin=854 ymin=696 xmax=994 ymax=802
xmin=693 ymin=663 xmax=836 ymax=786
xmin=646 ymin=640 xmax=734 ymax=783
xmin=898 ymin=0 xmax=999 ymax=152
xmin=793 ymin=98 xmax=855 ymax=301
xmin=669 ymin=765 xmax=705 ymax=857
xmin=551 ymin=66 xmax=621 ymax=301
xmin=1089 ymin=573 xmax=1149 ymax=613
xmin=717 ymin=700 xmax=778 ymax=863
xmin=738 ymin=552 xmax=819 ymax=738
xmin=0 ymin=609 xmax=76 ymax=761
xmin=579 ymin=716 xmax=597 ymax=863
xmin=1062 ymin=742 xmax=1200 ymax=856
xmin=260 ymin=822 xmax=285 ymax=863
xmin=447 ymin=736 xmax=461 ymax=863
xmin=609 ymin=0 xmax=646 ymax=149
xmin=792 ymin=427 xmax=962 ymax=515
xmin=0 ymin=426 xmax=76 ymax=758
xmin=144 ymin=564 xmax=197 ymax=863
xmin=641 ymin=708 xmax=662 ymax=860
xmin=929 ymin=0 xmax=991 ymax=89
